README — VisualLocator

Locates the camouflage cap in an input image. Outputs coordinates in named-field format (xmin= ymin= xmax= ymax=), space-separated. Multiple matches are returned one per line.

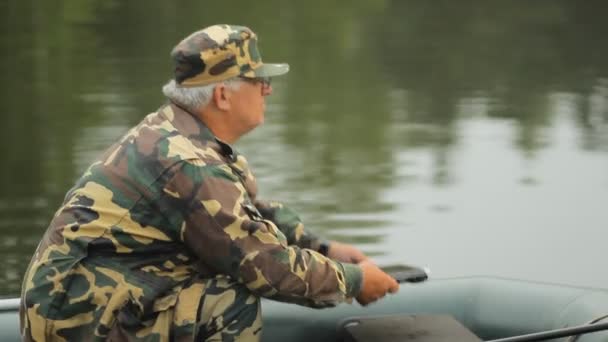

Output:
xmin=170 ymin=24 xmax=289 ymax=87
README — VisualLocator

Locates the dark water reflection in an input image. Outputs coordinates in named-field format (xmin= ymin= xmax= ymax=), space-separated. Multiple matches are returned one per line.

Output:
xmin=0 ymin=0 xmax=607 ymax=296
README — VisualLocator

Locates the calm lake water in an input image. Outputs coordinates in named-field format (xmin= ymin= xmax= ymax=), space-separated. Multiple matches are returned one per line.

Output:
xmin=1 ymin=1 xmax=607 ymax=296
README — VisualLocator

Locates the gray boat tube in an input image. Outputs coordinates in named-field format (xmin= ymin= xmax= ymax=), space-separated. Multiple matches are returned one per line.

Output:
xmin=261 ymin=276 xmax=608 ymax=342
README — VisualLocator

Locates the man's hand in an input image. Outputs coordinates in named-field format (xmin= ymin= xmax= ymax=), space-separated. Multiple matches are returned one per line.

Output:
xmin=327 ymin=241 xmax=368 ymax=263
xmin=356 ymin=260 xmax=399 ymax=306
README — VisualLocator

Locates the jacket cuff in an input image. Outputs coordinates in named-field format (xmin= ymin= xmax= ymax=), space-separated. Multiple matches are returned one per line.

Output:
xmin=340 ymin=262 xmax=363 ymax=298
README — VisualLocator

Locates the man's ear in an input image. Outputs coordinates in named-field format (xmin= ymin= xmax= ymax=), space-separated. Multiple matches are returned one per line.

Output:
xmin=213 ymin=84 xmax=232 ymax=111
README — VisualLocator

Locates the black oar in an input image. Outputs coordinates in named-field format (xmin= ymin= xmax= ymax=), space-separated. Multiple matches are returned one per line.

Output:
xmin=487 ymin=321 xmax=608 ymax=342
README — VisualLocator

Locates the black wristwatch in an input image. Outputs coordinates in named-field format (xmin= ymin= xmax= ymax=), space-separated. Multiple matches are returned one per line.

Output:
xmin=318 ymin=241 xmax=330 ymax=256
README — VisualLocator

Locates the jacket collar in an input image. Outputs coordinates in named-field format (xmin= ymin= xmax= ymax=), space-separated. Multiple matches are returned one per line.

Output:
xmin=158 ymin=102 xmax=237 ymax=162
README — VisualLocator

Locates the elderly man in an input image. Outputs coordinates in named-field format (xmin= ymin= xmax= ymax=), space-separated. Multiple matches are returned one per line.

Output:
xmin=20 ymin=25 xmax=399 ymax=341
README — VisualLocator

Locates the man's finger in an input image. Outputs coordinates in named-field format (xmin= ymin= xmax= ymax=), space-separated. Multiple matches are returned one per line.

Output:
xmin=388 ymin=279 xmax=400 ymax=293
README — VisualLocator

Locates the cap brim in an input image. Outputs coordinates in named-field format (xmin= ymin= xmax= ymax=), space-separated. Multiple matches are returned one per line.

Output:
xmin=254 ymin=63 xmax=290 ymax=77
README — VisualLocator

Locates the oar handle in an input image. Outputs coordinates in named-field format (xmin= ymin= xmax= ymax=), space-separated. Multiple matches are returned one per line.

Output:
xmin=487 ymin=321 xmax=608 ymax=342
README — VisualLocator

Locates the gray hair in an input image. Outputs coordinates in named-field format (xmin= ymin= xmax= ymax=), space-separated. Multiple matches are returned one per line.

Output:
xmin=161 ymin=78 xmax=242 ymax=113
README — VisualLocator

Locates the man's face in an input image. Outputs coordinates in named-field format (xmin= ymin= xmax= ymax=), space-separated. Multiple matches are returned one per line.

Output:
xmin=228 ymin=78 xmax=273 ymax=135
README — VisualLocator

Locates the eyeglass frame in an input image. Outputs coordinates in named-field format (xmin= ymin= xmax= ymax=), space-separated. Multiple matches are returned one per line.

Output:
xmin=239 ymin=76 xmax=272 ymax=89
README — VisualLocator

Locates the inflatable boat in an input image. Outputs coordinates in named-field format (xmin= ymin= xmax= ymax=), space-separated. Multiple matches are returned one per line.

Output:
xmin=2 ymin=277 xmax=607 ymax=341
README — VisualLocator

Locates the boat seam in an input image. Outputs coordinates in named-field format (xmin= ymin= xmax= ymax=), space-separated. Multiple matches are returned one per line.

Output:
xmin=553 ymin=290 xmax=599 ymax=328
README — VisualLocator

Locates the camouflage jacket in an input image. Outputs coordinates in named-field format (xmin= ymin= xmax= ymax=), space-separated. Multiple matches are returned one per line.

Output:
xmin=20 ymin=103 xmax=362 ymax=338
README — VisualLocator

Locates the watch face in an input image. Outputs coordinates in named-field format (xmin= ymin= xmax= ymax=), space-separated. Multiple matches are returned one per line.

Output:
xmin=319 ymin=242 xmax=330 ymax=256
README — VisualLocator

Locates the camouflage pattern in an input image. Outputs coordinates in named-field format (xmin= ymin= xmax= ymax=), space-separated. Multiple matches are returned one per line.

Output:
xmin=171 ymin=25 xmax=289 ymax=87
xmin=20 ymin=103 xmax=362 ymax=341
xmin=254 ymin=200 xmax=326 ymax=252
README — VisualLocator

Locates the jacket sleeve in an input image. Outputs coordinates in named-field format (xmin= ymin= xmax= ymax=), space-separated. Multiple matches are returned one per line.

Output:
xmin=163 ymin=161 xmax=362 ymax=307
xmin=253 ymin=199 xmax=328 ymax=252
